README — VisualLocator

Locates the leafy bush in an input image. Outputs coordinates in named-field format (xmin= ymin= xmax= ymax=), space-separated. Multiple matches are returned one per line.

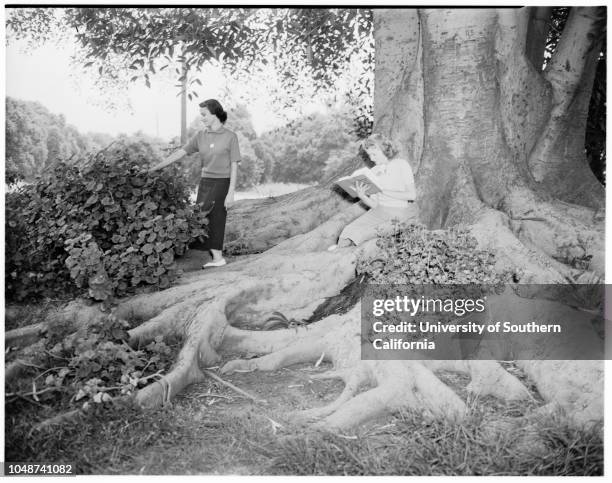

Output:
xmin=357 ymin=223 xmax=511 ymax=285
xmin=356 ymin=224 xmax=512 ymax=345
xmin=5 ymin=143 xmax=208 ymax=302
xmin=6 ymin=314 xmax=177 ymax=408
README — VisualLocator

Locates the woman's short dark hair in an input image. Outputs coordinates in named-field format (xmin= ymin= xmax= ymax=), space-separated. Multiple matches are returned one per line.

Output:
xmin=199 ymin=99 xmax=228 ymax=124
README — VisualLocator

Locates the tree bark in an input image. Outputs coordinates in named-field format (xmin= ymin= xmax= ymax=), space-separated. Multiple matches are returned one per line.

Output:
xmin=224 ymin=155 xmax=364 ymax=254
xmin=373 ymin=8 xmax=423 ymax=169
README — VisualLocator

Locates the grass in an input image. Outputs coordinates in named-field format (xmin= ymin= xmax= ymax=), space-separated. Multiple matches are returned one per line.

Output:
xmin=5 ymin=361 xmax=603 ymax=476
xmin=263 ymin=412 xmax=603 ymax=476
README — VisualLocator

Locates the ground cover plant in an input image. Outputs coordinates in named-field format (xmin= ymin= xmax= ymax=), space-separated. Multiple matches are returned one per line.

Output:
xmin=5 ymin=314 xmax=178 ymax=412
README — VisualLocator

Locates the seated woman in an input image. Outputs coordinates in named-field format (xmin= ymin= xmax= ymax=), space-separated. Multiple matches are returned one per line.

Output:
xmin=329 ymin=134 xmax=418 ymax=250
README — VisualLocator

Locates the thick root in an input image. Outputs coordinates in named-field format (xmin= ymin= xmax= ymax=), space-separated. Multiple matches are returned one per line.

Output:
xmin=517 ymin=360 xmax=603 ymax=429
xmin=470 ymin=209 xmax=573 ymax=283
xmin=219 ymin=305 xmax=529 ymax=430
xmin=136 ymin=334 xmax=202 ymax=408
xmin=502 ymin=187 xmax=605 ymax=275
xmin=424 ymin=360 xmax=531 ymax=401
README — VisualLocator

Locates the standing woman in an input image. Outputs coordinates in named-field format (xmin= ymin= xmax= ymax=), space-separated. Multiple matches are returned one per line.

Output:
xmin=150 ymin=99 xmax=240 ymax=268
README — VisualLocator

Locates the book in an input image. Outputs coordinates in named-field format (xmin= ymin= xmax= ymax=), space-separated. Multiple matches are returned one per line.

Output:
xmin=335 ymin=167 xmax=382 ymax=198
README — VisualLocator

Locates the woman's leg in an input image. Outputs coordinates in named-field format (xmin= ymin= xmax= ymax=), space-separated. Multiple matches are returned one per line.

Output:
xmin=197 ymin=178 xmax=230 ymax=265
xmin=210 ymin=248 xmax=224 ymax=261
xmin=332 ymin=205 xmax=416 ymax=249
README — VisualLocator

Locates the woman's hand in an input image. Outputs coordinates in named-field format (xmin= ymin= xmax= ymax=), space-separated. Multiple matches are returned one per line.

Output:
xmin=224 ymin=192 xmax=235 ymax=208
xmin=352 ymin=180 xmax=377 ymax=209
xmin=353 ymin=181 xmax=370 ymax=200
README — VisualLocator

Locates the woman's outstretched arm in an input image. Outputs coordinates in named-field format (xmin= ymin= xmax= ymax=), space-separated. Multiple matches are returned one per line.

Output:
xmin=149 ymin=148 xmax=187 ymax=172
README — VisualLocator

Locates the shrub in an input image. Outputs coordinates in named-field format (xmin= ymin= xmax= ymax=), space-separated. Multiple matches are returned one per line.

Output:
xmin=5 ymin=143 xmax=208 ymax=302
xmin=356 ymin=224 xmax=513 ymax=345
xmin=356 ymin=223 xmax=511 ymax=285
xmin=6 ymin=313 xmax=177 ymax=409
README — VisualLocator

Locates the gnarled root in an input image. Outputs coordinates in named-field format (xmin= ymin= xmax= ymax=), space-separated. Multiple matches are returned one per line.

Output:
xmin=220 ymin=304 xmax=530 ymax=430
xmin=501 ymin=187 xmax=605 ymax=275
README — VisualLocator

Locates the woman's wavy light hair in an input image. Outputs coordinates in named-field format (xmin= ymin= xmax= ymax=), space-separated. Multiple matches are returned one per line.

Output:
xmin=359 ymin=133 xmax=399 ymax=162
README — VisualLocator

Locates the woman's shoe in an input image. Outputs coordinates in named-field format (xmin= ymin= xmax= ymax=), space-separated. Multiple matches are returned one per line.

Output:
xmin=202 ymin=258 xmax=227 ymax=268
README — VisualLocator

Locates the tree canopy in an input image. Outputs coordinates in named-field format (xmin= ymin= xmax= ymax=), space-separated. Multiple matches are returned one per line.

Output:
xmin=6 ymin=7 xmax=604 ymax=177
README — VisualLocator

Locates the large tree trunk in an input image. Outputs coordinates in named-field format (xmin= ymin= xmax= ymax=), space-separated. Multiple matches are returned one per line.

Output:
xmin=224 ymin=157 xmax=364 ymax=254
xmin=8 ymin=7 xmax=604 ymax=433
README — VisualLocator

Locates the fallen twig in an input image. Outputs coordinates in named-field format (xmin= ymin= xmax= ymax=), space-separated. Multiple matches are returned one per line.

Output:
xmin=7 ymin=386 xmax=64 ymax=398
xmin=7 ymin=393 xmax=48 ymax=408
xmin=203 ymin=369 xmax=267 ymax=404
xmin=265 ymin=416 xmax=284 ymax=434
xmin=184 ymin=393 xmax=233 ymax=401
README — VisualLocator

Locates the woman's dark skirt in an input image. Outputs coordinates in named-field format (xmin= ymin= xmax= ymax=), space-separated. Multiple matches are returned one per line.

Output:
xmin=195 ymin=177 xmax=230 ymax=251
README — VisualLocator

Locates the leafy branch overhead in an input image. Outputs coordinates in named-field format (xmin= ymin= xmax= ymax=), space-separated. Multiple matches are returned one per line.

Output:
xmin=6 ymin=7 xmax=373 ymax=99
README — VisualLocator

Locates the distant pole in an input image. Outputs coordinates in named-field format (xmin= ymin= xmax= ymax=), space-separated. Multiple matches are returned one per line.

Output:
xmin=181 ymin=57 xmax=188 ymax=144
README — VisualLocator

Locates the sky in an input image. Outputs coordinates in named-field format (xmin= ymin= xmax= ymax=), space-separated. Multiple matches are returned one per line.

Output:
xmin=5 ymin=36 xmax=315 ymax=140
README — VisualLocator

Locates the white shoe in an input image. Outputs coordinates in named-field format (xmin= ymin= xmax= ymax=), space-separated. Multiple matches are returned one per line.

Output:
xmin=327 ymin=244 xmax=338 ymax=251
xmin=202 ymin=258 xmax=227 ymax=268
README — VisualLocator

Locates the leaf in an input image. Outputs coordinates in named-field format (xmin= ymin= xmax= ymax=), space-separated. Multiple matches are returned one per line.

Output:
xmin=85 ymin=194 xmax=99 ymax=206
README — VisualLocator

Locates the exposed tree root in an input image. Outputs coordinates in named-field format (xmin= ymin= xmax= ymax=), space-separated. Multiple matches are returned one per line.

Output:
xmin=501 ymin=187 xmax=605 ymax=275
xmin=219 ymin=286 xmax=601 ymax=430
xmin=9 ymin=203 xmax=603 ymax=432
xmin=224 ymin=156 xmax=363 ymax=254
xmin=222 ymin=306 xmax=469 ymax=428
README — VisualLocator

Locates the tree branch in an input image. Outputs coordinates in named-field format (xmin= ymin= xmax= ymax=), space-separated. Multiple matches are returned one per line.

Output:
xmin=525 ymin=6 xmax=553 ymax=69
xmin=545 ymin=7 xmax=603 ymax=104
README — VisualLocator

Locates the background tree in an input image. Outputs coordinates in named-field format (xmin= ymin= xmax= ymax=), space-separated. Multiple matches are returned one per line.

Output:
xmin=6 ymin=7 xmax=373 ymax=140
xmin=255 ymin=108 xmax=357 ymax=183
xmin=6 ymin=98 xmax=90 ymax=181
xmin=5 ymin=97 xmax=170 ymax=183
